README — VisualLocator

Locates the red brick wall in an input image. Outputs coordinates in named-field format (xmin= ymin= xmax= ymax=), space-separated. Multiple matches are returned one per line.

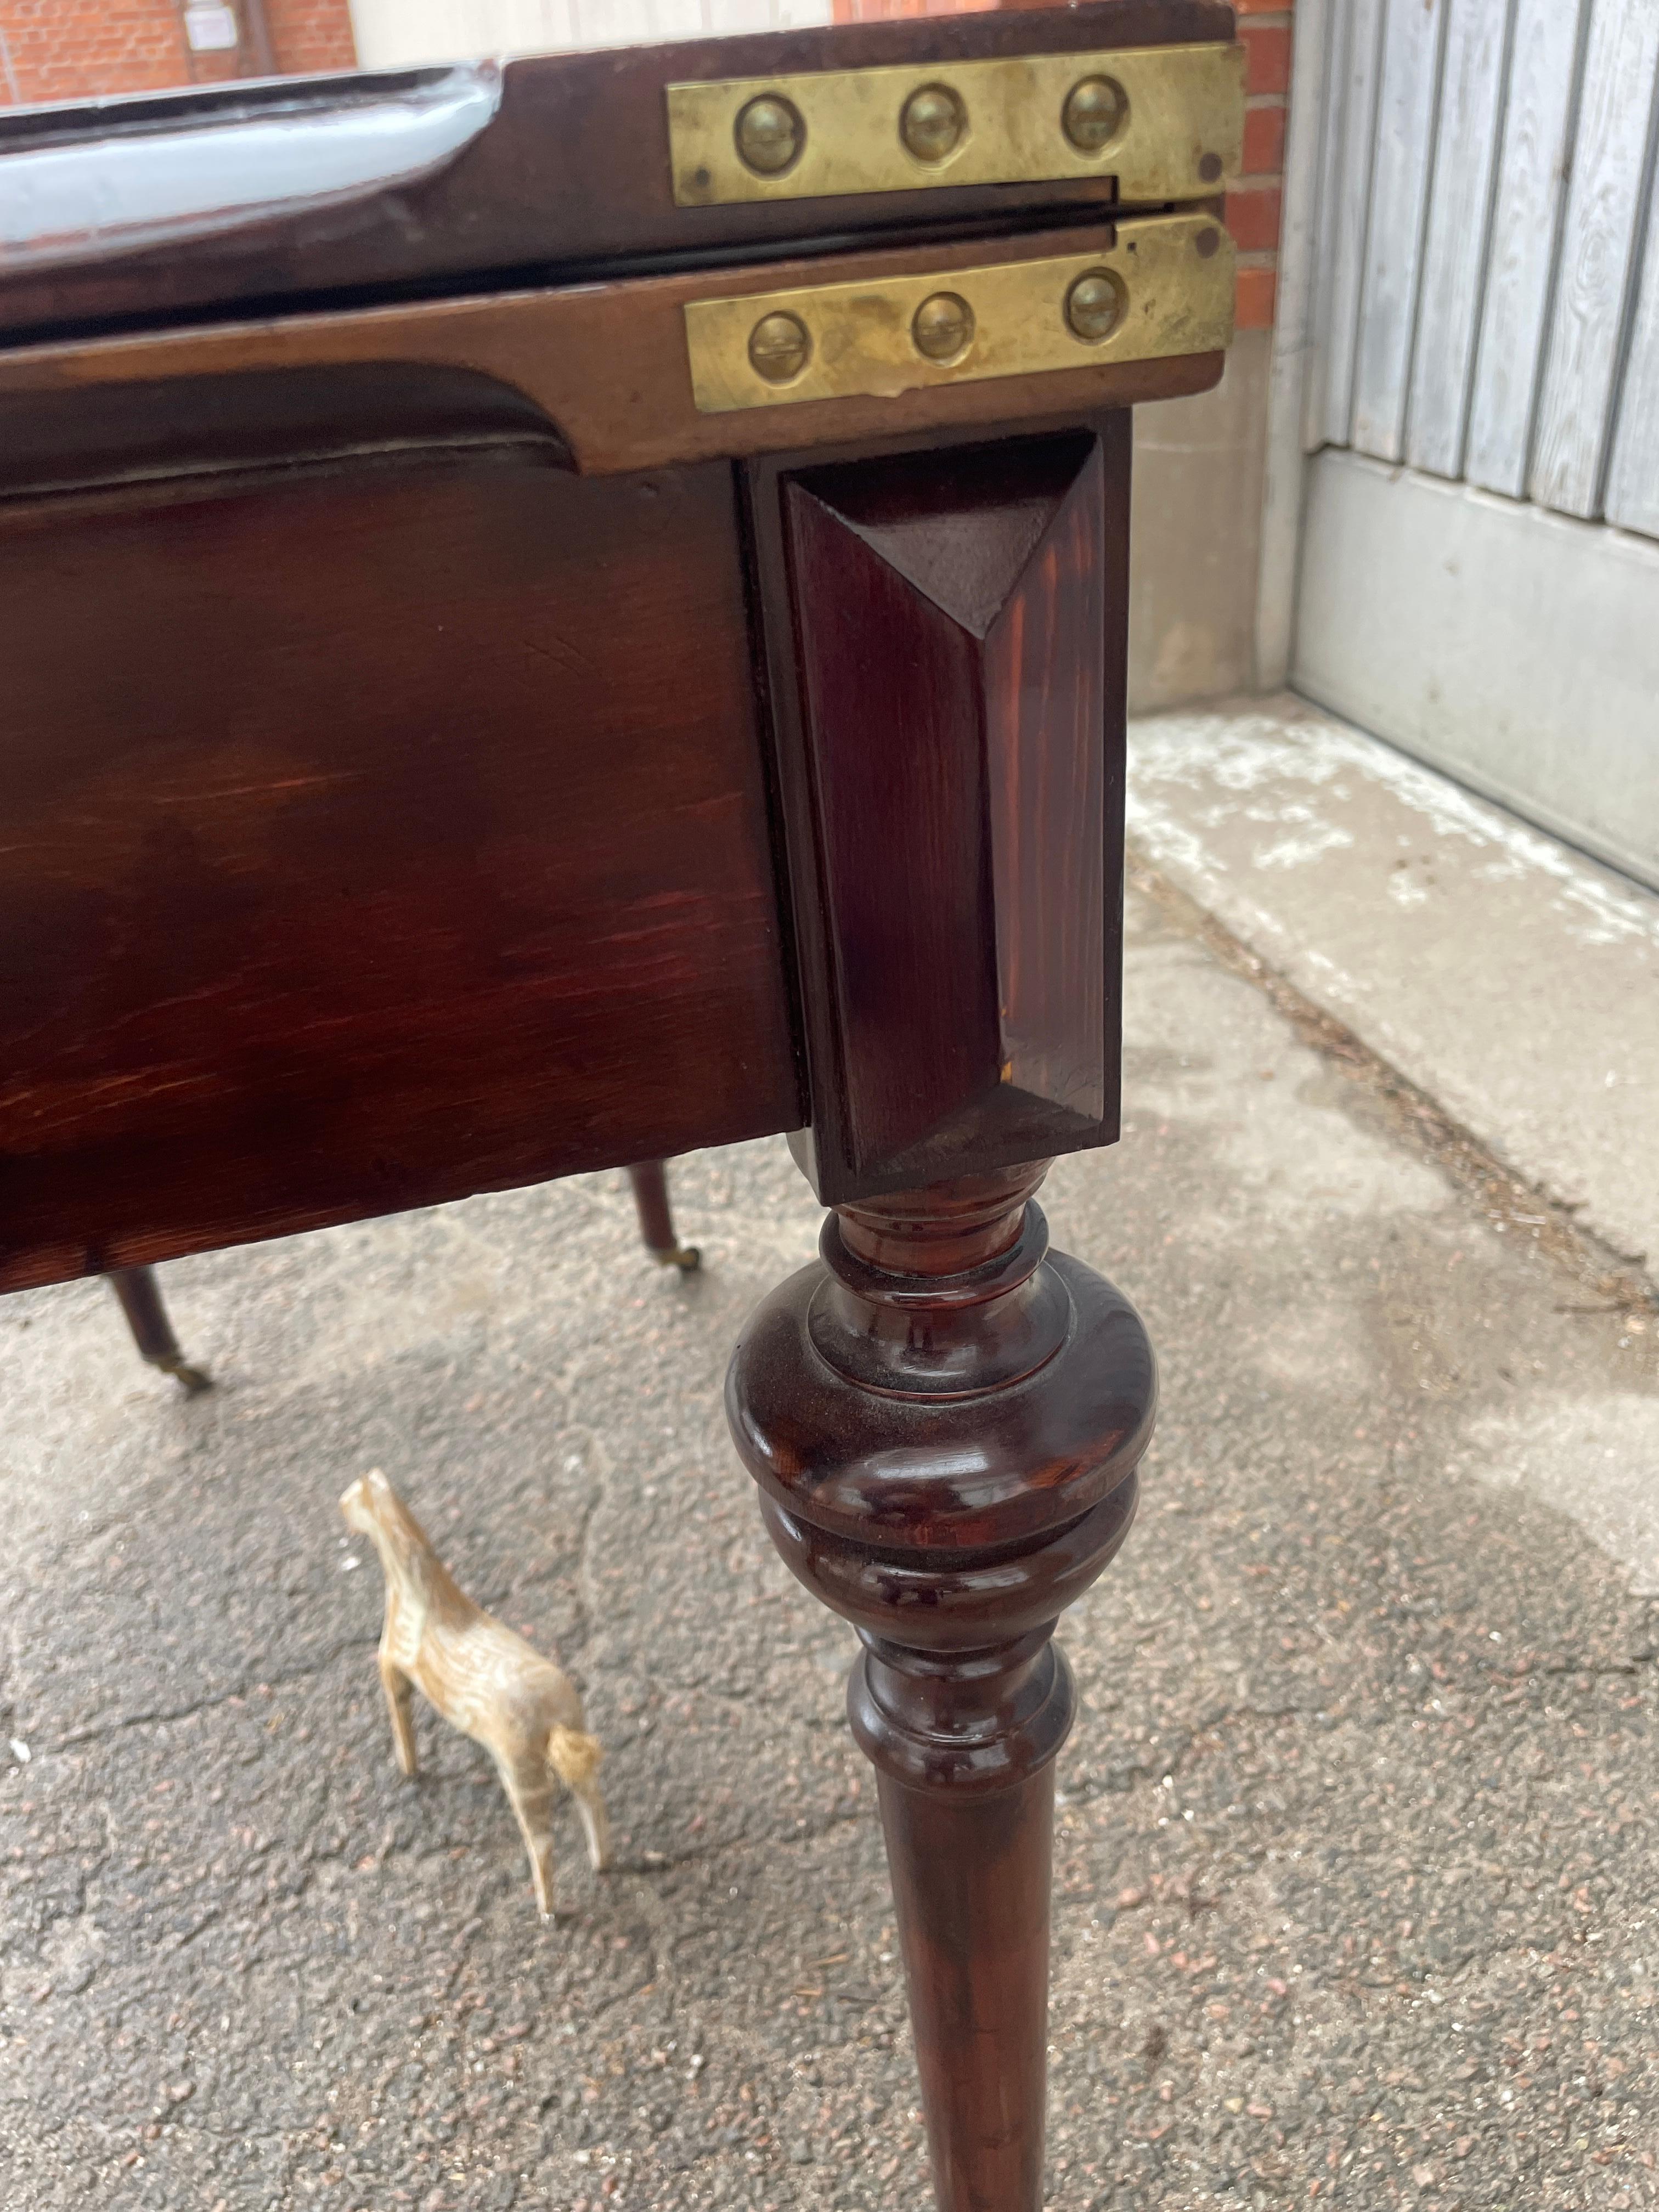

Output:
xmin=831 ymin=0 xmax=1293 ymax=333
xmin=1228 ymin=0 xmax=1291 ymax=330
xmin=0 ymin=0 xmax=189 ymax=103
xmin=0 ymin=0 xmax=356 ymax=107
xmin=262 ymin=0 xmax=356 ymax=76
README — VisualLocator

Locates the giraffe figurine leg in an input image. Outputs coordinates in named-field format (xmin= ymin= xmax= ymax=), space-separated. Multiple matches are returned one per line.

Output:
xmin=498 ymin=1756 xmax=561 ymax=1919
xmin=379 ymin=1652 xmax=419 ymax=1778
xmin=560 ymin=1763 xmax=612 ymax=1874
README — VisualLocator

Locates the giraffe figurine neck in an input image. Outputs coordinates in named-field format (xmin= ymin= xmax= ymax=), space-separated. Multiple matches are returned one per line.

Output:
xmin=341 ymin=1469 xmax=472 ymax=1628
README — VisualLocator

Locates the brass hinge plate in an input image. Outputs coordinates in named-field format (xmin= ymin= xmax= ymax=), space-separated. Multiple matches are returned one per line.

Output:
xmin=682 ymin=212 xmax=1234 ymax=416
xmin=666 ymin=42 xmax=1243 ymax=209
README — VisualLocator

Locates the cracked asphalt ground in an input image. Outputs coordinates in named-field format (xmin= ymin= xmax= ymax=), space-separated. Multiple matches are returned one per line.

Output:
xmin=3 ymin=877 xmax=1657 ymax=2212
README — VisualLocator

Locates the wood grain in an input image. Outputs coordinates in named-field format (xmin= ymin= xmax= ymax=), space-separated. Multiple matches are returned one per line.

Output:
xmin=1527 ymin=0 xmax=1659 ymax=517
xmin=0 ymin=453 xmax=800 ymax=1291
xmin=0 ymin=0 xmax=1235 ymax=347
xmin=1312 ymin=0 xmax=1385 ymax=450
xmin=1405 ymin=0 xmax=1509 ymax=479
xmin=1307 ymin=0 xmax=1659 ymax=533
xmin=750 ymin=424 xmax=1126 ymax=1206
xmin=1463 ymin=0 xmax=1584 ymax=498
xmin=0 ymin=222 xmax=1224 ymax=482
xmin=1349 ymin=0 xmax=1446 ymax=464
xmin=1604 ymin=154 xmax=1659 ymax=538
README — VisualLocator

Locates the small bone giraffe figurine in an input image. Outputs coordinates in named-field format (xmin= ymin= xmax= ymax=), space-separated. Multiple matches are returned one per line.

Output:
xmin=340 ymin=1468 xmax=610 ymax=1917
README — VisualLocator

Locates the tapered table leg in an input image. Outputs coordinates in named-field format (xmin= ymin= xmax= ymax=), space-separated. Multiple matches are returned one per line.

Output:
xmin=727 ymin=1164 xmax=1155 ymax=2212
xmin=627 ymin=1160 xmax=700 ymax=1273
xmin=106 ymin=1265 xmax=212 ymax=1393
xmin=864 ymin=1675 xmax=1062 ymax=2210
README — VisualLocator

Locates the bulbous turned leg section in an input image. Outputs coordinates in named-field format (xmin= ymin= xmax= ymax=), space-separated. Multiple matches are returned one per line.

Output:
xmin=627 ymin=1160 xmax=700 ymax=1273
xmin=726 ymin=1164 xmax=1155 ymax=2212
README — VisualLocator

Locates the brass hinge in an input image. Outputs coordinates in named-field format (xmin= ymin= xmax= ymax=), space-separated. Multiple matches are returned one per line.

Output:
xmin=682 ymin=212 xmax=1234 ymax=415
xmin=666 ymin=42 xmax=1243 ymax=210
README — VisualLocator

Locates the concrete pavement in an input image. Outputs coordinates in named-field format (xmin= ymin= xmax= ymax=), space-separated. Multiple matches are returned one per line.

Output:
xmin=1126 ymin=693 xmax=1659 ymax=1280
xmin=2 ymin=805 xmax=1656 ymax=2208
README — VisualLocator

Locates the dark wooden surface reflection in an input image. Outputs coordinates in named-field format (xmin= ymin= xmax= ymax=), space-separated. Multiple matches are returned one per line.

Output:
xmin=747 ymin=422 xmax=1127 ymax=1204
xmin=0 ymin=454 xmax=799 ymax=1290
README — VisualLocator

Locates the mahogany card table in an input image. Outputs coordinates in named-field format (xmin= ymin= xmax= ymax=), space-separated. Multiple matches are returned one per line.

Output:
xmin=0 ymin=9 xmax=1243 ymax=2202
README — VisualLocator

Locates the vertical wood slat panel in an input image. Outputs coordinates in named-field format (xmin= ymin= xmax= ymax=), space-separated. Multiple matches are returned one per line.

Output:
xmin=1463 ymin=0 xmax=1583 ymax=497
xmin=1528 ymin=0 xmax=1659 ymax=517
xmin=1604 ymin=156 xmax=1659 ymax=538
xmin=1302 ymin=0 xmax=1354 ymax=452
xmin=1406 ymin=0 xmax=1511 ymax=478
xmin=1350 ymin=0 xmax=1445 ymax=462
xmin=1316 ymin=0 xmax=1387 ymax=450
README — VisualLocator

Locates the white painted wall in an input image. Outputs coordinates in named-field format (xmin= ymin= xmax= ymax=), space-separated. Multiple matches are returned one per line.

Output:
xmin=1296 ymin=450 xmax=1659 ymax=892
xmin=348 ymin=0 xmax=830 ymax=71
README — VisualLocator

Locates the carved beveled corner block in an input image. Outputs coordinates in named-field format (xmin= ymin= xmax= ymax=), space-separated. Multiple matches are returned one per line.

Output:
xmin=754 ymin=422 xmax=1127 ymax=1204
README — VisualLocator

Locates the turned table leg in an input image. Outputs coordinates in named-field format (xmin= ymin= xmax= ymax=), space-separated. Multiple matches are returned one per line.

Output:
xmin=627 ymin=1160 xmax=700 ymax=1273
xmin=727 ymin=1165 xmax=1154 ymax=2211
xmin=106 ymin=1265 xmax=212 ymax=1393
xmin=868 ymin=1703 xmax=1058 ymax=2209
xmin=734 ymin=422 xmax=1141 ymax=2204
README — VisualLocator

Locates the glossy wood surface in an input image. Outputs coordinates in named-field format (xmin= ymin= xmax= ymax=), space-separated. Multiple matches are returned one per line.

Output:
xmin=876 ymin=1764 xmax=1056 ymax=2211
xmin=0 ymin=453 xmax=799 ymax=1292
xmin=730 ymin=375 xmax=1152 ymax=2212
xmin=726 ymin=1164 xmax=1156 ymax=2209
xmin=0 ymin=1 xmax=1234 ymax=346
xmin=748 ymin=425 xmax=1129 ymax=1204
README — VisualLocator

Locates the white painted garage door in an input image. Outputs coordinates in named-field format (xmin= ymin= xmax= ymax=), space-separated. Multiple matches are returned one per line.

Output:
xmin=1294 ymin=0 xmax=1659 ymax=890
xmin=348 ymin=0 xmax=830 ymax=72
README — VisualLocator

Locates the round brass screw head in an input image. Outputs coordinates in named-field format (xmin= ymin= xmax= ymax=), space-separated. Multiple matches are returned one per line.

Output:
xmin=1062 ymin=75 xmax=1127 ymax=154
xmin=912 ymin=291 xmax=974 ymax=363
xmin=735 ymin=93 xmax=804 ymax=176
xmin=748 ymin=311 xmax=811 ymax=383
xmin=1065 ymin=268 xmax=1127 ymax=343
xmin=900 ymin=83 xmax=966 ymax=164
